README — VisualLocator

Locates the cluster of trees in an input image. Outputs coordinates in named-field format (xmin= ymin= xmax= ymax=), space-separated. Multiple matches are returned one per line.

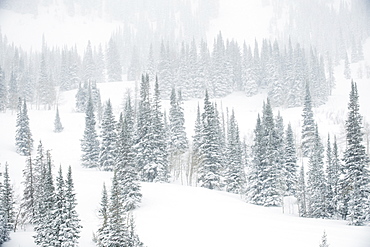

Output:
xmin=150 ymin=34 xmax=331 ymax=108
xmin=0 ymin=163 xmax=14 ymax=246
xmin=21 ymin=142 xmax=81 ymax=246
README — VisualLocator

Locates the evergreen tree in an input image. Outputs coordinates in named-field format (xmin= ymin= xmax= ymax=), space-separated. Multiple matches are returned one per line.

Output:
xmin=34 ymin=151 xmax=55 ymax=247
xmin=105 ymin=171 xmax=128 ymax=246
xmin=96 ymin=183 xmax=108 ymax=246
xmin=106 ymin=37 xmax=122 ymax=82
xmin=224 ymin=110 xmax=245 ymax=194
xmin=21 ymin=156 xmax=36 ymax=223
xmin=116 ymin=96 xmax=142 ymax=211
xmin=341 ymin=81 xmax=370 ymax=225
xmin=168 ymin=88 xmax=188 ymax=180
xmin=2 ymin=163 xmax=14 ymax=232
xmin=197 ymin=91 xmax=222 ymax=190
xmin=81 ymin=95 xmax=100 ymax=168
xmin=326 ymin=135 xmax=340 ymax=218
xmin=0 ymin=163 xmax=10 ymax=244
xmin=319 ymin=231 xmax=329 ymax=247
xmin=306 ymin=125 xmax=327 ymax=218
xmin=15 ymin=99 xmax=34 ymax=156
xmin=146 ymin=77 xmax=169 ymax=182
xmin=99 ymin=99 xmax=117 ymax=171
xmin=284 ymin=123 xmax=298 ymax=196
xmin=190 ymin=104 xmax=203 ymax=186
xmin=126 ymin=213 xmax=144 ymax=247
xmin=0 ymin=67 xmax=7 ymax=112
xmin=301 ymin=84 xmax=316 ymax=157
xmin=8 ymin=71 xmax=18 ymax=111
xmin=62 ymin=166 xmax=81 ymax=246
xmin=344 ymin=52 xmax=351 ymax=80
xmin=54 ymin=106 xmax=64 ymax=133
xmin=82 ymin=40 xmax=96 ymax=82
xmin=297 ymin=165 xmax=307 ymax=217
xmin=246 ymin=114 xmax=264 ymax=205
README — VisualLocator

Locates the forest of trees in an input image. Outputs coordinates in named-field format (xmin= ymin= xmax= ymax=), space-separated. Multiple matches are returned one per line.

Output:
xmin=1 ymin=0 xmax=370 ymax=246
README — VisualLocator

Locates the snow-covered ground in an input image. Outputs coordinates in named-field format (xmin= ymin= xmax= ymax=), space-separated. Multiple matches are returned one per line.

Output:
xmin=1 ymin=1 xmax=370 ymax=246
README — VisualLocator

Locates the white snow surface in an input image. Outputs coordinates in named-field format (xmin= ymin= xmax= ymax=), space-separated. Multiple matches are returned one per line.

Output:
xmin=1 ymin=1 xmax=370 ymax=246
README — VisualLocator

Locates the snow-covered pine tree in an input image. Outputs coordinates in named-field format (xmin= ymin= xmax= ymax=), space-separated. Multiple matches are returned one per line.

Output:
xmin=197 ymin=91 xmax=223 ymax=190
xmin=319 ymin=231 xmax=330 ymax=247
xmin=104 ymin=171 xmax=128 ymax=246
xmin=190 ymin=104 xmax=203 ymax=186
xmin=81 ymin=95 xmax=100 ymax=168
xmin=297 ymin=165 xmax=307 ymax=217
xmin=325 ymin=135 xmax=339 ymax=218
xmin=8 ymin=71 xmax=19 ymax=111
xmin=344 ymin=52 xmax=351 ymax=80
xmin=75 ymin=82 xmax=88 ymax=113
xmin=126 ymin=213 xmax=144 ymax=247
xmin=62 ymin=166 xmax=81 ymax=246
xmin=168 ymin=88 xmax=188 ymax=180
xmin=0 ymin=163 xmax=10 ymax=245
xmin=284 ymin=123 xmax=298 ymax=196
xmin=106 ymin=37 xmax=122 ymax=82
xmin=146 ymin=77 xmax=169 ymax=182
xmin=275 ymin=112 xmax=286 ymax=195
xmin=99 ymin=99 xmax=117 ymax=171
xmin=306 ymin=125 xmax=327 ymax=218
xmin=96 ymin=183 xmax=108 ymax=246
xmin=82 ymin=40 xmax=96 ymax=83
xmin=15 ymin=99 xmax=33 ymax=156
xmin=21 ymin=156 xmax=36 ymax=223
xmin=50 ymin=166 xmax=67 ymax=247
xmin=224 ymin=110 xmax=245 ymax=194
xmin=0 ymin=66 xmax=7 ymax=112
xmin=341 ymin=81 xmax=370 ymax=225
xmin=34 ymin=151 xmax=55 ymax=247
xmin=301 ymin=83 xmax=316 ymax=157
xmin=37 ymin=53 xmax=55 ymax=110
xmin=246 ymin=114 xmax=264 ymax=205
xmin=54 ymin=106 xmax=64 ymax=133
xmin=2 ymin=163 xmax=14 ymax=232
xmin=32 ymin=141 xmax=47 ymax=223
xmin=136 ymin=74 xmax=152 ymax=180
xmin=116 ymin=95 xmax=142 ymax=212
xmin=260 ymin=99 xmax=281 ymax=206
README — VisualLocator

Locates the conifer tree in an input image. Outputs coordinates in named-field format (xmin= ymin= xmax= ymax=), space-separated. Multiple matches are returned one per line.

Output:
xmin=190 ymin=104 xmax=203 ymax=186
xmin=21 ymin=156 xmax=36 ymax=223
xmin=99 ymin=99 xmax=117 ymax=171
xmin=246 ymin=114 xmax=264 ymax=205
xmin=81 ymin=95 xmax=100 ymax=168
xmin=224 ymin=110 xmax=245 ymax=194
xmin=197 ymin=91 xmax=223 ymax=190
xmin=116 ymin=96 xmax=142 ymax=211
xmin=2 ymin=164 xmax=14 ymax=232
xmin=106 ymin=37 xmax=122 ymax=82
xmin=284 ymin=123 xmax=298 ymax=196
xmin=341 ymin=81 xmax=370 ymax=225
xmin=301 ymin=84 xmax=316 ymax=157
xmin=297 ymin=165 xmax=307 ymax=217
xmin=0 ymin=163 xmax=10 ymax=244
xmin=319 ymin=231 xmax=329 ymax=247
xmin=126 ymin=213 xmax=144 ymax=247
xmin=168 ymin=88 xmax=188 ymax=180
xmin=34 ymin=151 xmax=55 ymax=247
xmin=96 ymin=183 xmax=108 ymax=246
xmin=54 ymin=106 xmax=64 ymax=133
xmin=0 ymin=66 xmax=7 ymax=112
xmin=326 ymin=135 xmax=340 ymax=218
xmin=344 ymin=52 xmax=351 ymax=80
xmin=63 ymin=166 xmax=81 ymax=246
xmin=306 ymin=125 xmax=327 ymax=218
xmin=15 ymin=99 xmax=33 ymax=156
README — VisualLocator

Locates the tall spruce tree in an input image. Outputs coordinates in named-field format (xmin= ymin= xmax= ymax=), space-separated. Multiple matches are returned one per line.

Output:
xmin=297 ymin=165 xmax=307 ymax=217
xmin=2 ymin=164 xmax=14 ymax=232
xmin=21 ymin=156 xmax=36 ymax=223
xmin=116 ymin=95 xmax=142 ymax=211
xmin=54 ymin=106 xmax=64 ymax=133
xmin=301 ymin=83 xmax=316 ymax=157
xmin=0 ymin=66 xmax=6 ymax=112
xmin=168 ymin=88 xmax=188 ymax=180
xmin=224 ymin=110 xmax=245 ymax=194
xmin=99 ymin=99 xmax=117 ymax=171
xmin=341 ymin=81 xmax=370 ymax=225
xmin=81 ymin=95 xmax=100 ymax=168
xmin=15 ymin=99 xmax=33 ymax=156
xmin=0 ymin=163 xmax=10 ymax=244
xmin=284 ymin=123 xmax=298 ymax=196
xmin=197 ymin=91 xmax=223 ymax=190
xmin=306 ymin=125 xmax=327 ymax=218
xmin=96 ymin=183 xmax=108 ymax=246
